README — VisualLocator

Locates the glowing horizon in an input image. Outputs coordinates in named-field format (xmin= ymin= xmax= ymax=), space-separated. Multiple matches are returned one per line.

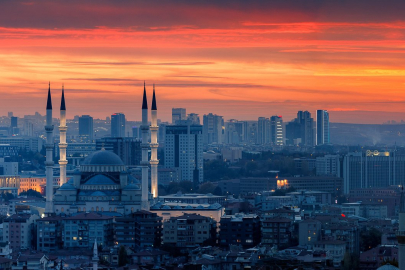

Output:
xmin=1 ymin=1 xmax=405 ymax=124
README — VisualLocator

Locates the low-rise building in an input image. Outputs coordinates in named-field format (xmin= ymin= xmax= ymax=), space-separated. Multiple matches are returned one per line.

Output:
xmin=3 ymin=214 xmax=39 ymax=251
xmin=163 ymin=214 xmax=216 ymax=248
xmin=219 ymin=213 xmax=261 ymax=248
xmin=311 ymin=240 xmax=346 ymax=268
xmin=299 ymin=219 xmax=322 ymax=246
xmin=62 ymin=212 xmax=113 ymax=249
xmin=261 ymin=215 xmax=294 ymax=249
xmin=36 ymin=216 xmax=63 ymax=252
xmin=115 ymin=210 xmax=162 ymax=250
xmin=159 ymin=193 xmax=226 ymax=205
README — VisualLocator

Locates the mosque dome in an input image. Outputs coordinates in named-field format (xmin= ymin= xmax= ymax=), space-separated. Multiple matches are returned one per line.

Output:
xmin=59 ymin=183 xmax=76 ymax=190
xmin=83 ymin=174 xmax=116 ymax=186
xmin=377 ymin=264 xmax=399 ymax=270
xmin=82 ymin=150 xmax=124 ymax=166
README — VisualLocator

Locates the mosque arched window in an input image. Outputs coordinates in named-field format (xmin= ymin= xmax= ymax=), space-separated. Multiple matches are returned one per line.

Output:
xmin=91 ymin=207 xmax=94 ymax=211
xmin=109 ymin=207 xmax=112 ymax=212
xmin=83 ymin=207 xmax=86 ymax=212
xmin=61 ymin=207 xmax=64 ymax=212
xmin=78 ymin=207 xmax=81 ymax=212
xmin=131 ymin=207 xmax=134 ymax=213
xmin=101 ymin=207 xmax=104 ymax=212
xmin=114 ymin=207 xmax=117 ymax=212
xmin=96 ymin=207 xmax=99 ymax=211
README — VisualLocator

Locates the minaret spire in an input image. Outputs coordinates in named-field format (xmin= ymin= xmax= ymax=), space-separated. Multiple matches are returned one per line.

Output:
xmin=142 ymin=81 xmax=148 ymax=109
xmin=150 ymin=84 xmax=159 ymax=198
xmin=60 ymin=84 xmax=66 ymax=111
xmin=59 ymin=85 xmax=68 ymax=187
xmin=45 ymin=83 xmax=54 ymax=215
xmin=141 ymin=82 xmax=150 ymax=210
xmin=46 ymin=82 xmax=52 ymax=110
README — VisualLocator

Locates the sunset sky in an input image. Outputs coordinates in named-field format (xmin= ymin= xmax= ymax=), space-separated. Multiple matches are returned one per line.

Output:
xmin=1 ymin=1 xmax=405 ymax=123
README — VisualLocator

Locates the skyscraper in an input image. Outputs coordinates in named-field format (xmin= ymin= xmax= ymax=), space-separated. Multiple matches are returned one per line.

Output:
xmin=285 ymin=111 xmax=315 ymax=147
xmin=111 ymin=113 xmax=126 ymax=137
xmin=79 ymin=115 xmax=94 ymax=141
xmin=316 ymin=110 xmax=330 ymax=145
xmin=270 ymin=115 xmax=284 ymax=146
xmin=172 ymin=108 xmax=186 ymax=124
xmin=165 ymin=123 xmax=203 ymax=186
xmin=203 ymin=113 xmax=224 ymax=145
xmin=257 ymin=117 xmax=270 ymax=145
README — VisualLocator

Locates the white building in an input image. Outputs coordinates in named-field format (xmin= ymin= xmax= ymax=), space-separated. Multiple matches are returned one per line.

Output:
xmin=316 ymin=155 xmax=340 ymax=177
xmin=270 ymin=115 xmax=284 ymax=146
xmin=164 ymin=123 xmax=203 ymax=184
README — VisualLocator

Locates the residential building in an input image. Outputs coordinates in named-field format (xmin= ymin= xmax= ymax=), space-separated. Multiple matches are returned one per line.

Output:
xmin=261 ymin=215 xmax=294 ymax=249
xmin=115 ymin=210 xmax=162 ymax=250
xmin=187 ymin=113 xmax=200 ymax=125
xmin=312 ymin=240 xmax=345 ymax=268
xmin=285 ymin=176 xmax=343 ymax=194
xmin=0 ymin=138 xmax=43 ymax=152
xmin=219 ymin=213 xmax=261 ymax=248
xmin=3 ymin=214 xmax=39 ymax=251
xmin=203 ymin=113 xmax=224 ymax=145
xmin=62 ymin=213 xmax=113 ymax=248
xmin=359 ymin=245 xmax=399 ymax=270
xmin=299 ymin=219 xmax=322 ymax=246
xmin=36 ymin=216 xmax=63 ymax=252
xmin=239 ymin=178 xmax=276 ymax=194
xmin=270 ymin=115 xmax=284 ymax=146
xmin=163 ymin=214 xmax=216 ymax=248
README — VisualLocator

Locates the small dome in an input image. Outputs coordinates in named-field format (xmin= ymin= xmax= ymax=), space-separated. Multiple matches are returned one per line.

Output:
xmin=91 ymin=191 xmax=106 ymax=196
xmin=82 ymin=150 xmax=124 ymax=166
xmin=84 ymin=175 xmax=116 ymax=185
xmin=123 ymin=183 xmax=141 ymax=190
xmin=59 ymin=183 xmax=76 ymax=190
xmin=377 ymin=264 xmax=399 ymax=270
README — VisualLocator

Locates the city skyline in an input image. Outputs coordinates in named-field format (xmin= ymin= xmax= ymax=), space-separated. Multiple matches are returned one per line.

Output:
xmin=2 ymin=1 xmax=405 ymax=123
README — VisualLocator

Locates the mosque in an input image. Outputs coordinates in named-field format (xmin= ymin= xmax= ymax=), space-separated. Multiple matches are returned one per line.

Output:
xmin=44 ymin=83 xmax=159 ymax=216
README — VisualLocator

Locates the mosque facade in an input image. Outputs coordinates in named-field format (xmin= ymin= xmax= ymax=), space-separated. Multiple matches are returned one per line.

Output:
xmin=45 ymin=83 xmax=158 ymax=216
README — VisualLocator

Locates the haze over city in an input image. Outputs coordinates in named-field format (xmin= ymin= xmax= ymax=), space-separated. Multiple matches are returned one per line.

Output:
xmin=2 ymin=1 xmax=405 ymax=123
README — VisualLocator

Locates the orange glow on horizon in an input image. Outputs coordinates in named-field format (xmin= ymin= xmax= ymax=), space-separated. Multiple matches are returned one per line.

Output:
xmin=1 ymin=1 xmax=405 ymax=123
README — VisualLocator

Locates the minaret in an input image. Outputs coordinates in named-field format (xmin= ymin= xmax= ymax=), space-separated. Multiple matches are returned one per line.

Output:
xmin=92 ymin=238 xmax=99 ymax=270
xmin=150 ymin=85 xmax=159 ymax=198
xmin=59 ymin=85 xmax=68 ymax=186
xmin=140 ymin=82 xmax=150 ymax=210
xmin=45 ymin=83 xmax=54 ymax=215
xmin=397 ymin=186 xmax=405 ymax=270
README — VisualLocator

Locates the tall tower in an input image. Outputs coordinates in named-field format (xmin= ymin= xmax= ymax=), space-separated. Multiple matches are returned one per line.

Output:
xmin=45 ymin=83 xmax=54 ymax=215
xmin=150 ymin=85 xmax=159 ymax=198
xmin=59 ymin=85 xmax=68 ymax=186
xmin=140 ymin=82 xmax=150 ymax=210
xmin=92 ymin=239 xmax=99 ymax=270
xmin=397 ymin=187 xmax=405 ymax=270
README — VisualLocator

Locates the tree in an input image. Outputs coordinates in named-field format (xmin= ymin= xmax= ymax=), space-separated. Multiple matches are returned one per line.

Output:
xmin=118 ymin=246 xmax=128 ymax=267
xmin=19 ymin=189 xmax=43 ymax=198
xmin=360 ymin=227 xmax=382 ymax=251
xmin=198 ymin=182 xmax=215 ymax=194
xmin=1 ymin=193 xmax=14 ymax=202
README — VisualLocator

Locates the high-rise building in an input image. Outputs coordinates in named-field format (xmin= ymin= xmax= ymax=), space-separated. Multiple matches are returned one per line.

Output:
xmin=172 ymin=108 xmax=186 ymax=124
xmin=343 ymin=150 xmax=405 ymax=194
xmin=285 ymin=111 xmax=315 ymax=146
xmin=203 ymin=113 xmax=224 ymax=145
xmin=270 ymin=115 xmax=284 ymax=146
xmin=10 ymin=116 xmax=18 ymax=135
xmin=316 ymin=154 xmax=340 ymax=177
xmin=316 ymin=110 xmax=330 ymax=145
xmin=79 ymin=115 xmax=94 ymax=141
xmin=187 ymin=113 xmax=200 ymax=125
xmin=111 ymin=113 xmax=126 ymax=137
xmin=225 ymin=119 xmax=244 ymax=144
xmin=95 ymin=137 xmax=141 ymax=166
xmin=164 ymin=123 xmax=203 ymax=185
xmin=257 ymin=117 xmax=270 ymax=145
